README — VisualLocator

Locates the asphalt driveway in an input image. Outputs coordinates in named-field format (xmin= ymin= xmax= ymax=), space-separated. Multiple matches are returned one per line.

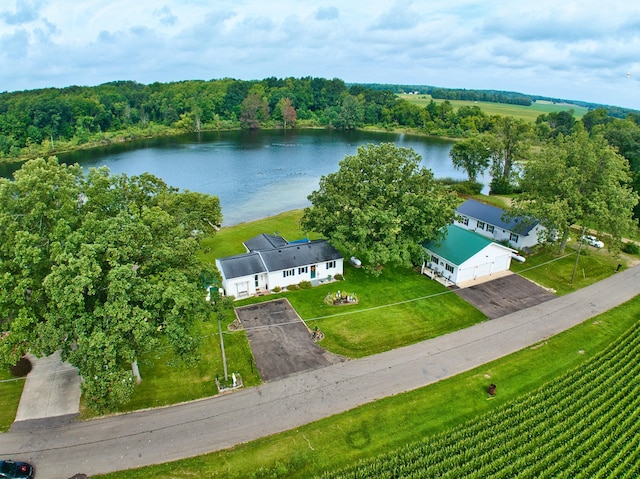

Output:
xmin=454 ymin=273 xmax=556 ymax=319
xmin=235 ymin=298 xmax=346 ymax=381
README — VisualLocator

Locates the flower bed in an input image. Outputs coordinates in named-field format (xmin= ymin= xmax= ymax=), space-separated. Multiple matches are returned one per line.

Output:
xmin=324 ymin=290 xmax=358 ymax=306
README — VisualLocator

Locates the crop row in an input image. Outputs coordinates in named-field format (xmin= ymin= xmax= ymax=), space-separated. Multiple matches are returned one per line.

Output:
xmin=318 ymin=321 xmax=640 ymax=478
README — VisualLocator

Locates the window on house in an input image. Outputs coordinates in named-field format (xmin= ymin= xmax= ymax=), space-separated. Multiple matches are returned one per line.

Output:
xmin=431 ymin=254 xmax=439 ymax=264
xmin=486 ymin=225 xmax=495 ymax=233
xmin=445 ymin=263 xmax=454 ymax=273
xmin=326 ymin=260 xmax=336 ymax=269
xmin=459 ymin=216 xmax=469 ymax=226
xmin=283 ymin=269 xmax=295 ymax=278
xmin=298 ymin=266 xmax=308 ymax=274
xmin=510 ymin=233 xmax=519 ymax=243
xmin=477 ymin=221 xmax=485 ymax=230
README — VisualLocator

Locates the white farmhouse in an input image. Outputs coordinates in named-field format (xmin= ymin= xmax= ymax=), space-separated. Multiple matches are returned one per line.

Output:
xmin=216 ymin=234 xmax=343 ymax=299
xmin=454 ymin=199 xmax=545 ymax=250
xmin=421 ymin=224 xmax=515 ymax=286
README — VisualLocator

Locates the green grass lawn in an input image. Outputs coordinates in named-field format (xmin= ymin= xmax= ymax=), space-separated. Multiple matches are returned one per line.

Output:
xmin=512 ymin=243 xmax=625 ymax=295
xmin=0 ymin=370 xmax=25 ymax=431
xmin=398 ymin=94 xmax=589 ymax=122
xmin=238 ymin=265 xmax=486 ymax=358
xmin=198 ymin=209 xmax=319 ymax=261
xmin=237 ymin=264 xmax=485 ymax=358
xmin=296 ymin=265 xmax=483 ymax=357
xmin=94 ymin=293 xmax=640 ymax=479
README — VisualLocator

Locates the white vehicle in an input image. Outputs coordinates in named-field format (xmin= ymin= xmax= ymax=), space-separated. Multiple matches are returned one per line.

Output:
xmin=581 ymin=235 xmax=604 ymax=248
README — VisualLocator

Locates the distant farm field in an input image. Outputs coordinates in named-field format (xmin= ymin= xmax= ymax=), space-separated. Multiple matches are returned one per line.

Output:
xmin=399 ymin=93 xmax=588 ymax=122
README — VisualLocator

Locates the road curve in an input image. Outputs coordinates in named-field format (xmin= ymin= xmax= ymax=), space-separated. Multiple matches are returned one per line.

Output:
xmin=2 ymin=265 xmax=640 ymax=479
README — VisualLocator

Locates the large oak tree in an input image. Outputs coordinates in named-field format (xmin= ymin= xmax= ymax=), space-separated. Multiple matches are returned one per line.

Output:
xmin=0 ymin=157 xmax=222 ymax=412
xmin=301 ymin=143 xmax=458 ymax=274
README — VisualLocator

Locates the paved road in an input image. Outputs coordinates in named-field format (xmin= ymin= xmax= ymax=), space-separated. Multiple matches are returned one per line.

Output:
xmin=2 ymin=265 xmax=639 ymax=479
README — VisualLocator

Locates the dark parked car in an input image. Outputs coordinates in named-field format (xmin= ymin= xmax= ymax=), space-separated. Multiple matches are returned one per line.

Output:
xmin=0 ymin=460 xmax=34 ymax=479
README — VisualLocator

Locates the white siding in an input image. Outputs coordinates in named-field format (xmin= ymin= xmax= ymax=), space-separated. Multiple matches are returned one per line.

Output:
xmin=424 ymin=243 xmax=513 ymax=286
xmin=454 ymin=217 xmax=544 ymax=250
xmin=267 ymin=259 xmax=344 ymax=290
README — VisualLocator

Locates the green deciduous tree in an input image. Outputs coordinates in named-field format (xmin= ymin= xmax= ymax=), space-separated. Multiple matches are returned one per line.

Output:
xmin=337 ymin=94 xmax=365 ymax=130
xmin=510 ymin=129 xmax=639 ymax=252
xmin=0 ymin=157 xmax=222 ymax=412
xmin=486 ymin=116 xmax=531 ymax=193
xmin=301 ymin=143 xmax=458 ymax=274
xmin=449 ymin=136 xmax=491 ymax=182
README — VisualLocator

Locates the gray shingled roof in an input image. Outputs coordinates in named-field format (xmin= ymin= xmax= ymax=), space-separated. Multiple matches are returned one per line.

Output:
xmin=243 ymin=233 xmax=288 ymax=252
xmin=259 ymin=240 xmax=342 ymax=271
xmin=217 ymin=252 xmax=267 ymax=279
xmin=217 ymin=239 xmax=342 ymax=280
xmin=456 ymin=199 xmax=538 ymax=235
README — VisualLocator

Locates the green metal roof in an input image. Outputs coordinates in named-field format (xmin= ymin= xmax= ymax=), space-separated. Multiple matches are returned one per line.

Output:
xmin=422 ymin=224 xmax=495 ymax=265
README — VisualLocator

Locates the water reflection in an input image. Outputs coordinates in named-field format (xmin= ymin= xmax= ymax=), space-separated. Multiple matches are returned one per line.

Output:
xmin=1 ymin=129 xmax=489 ymax=225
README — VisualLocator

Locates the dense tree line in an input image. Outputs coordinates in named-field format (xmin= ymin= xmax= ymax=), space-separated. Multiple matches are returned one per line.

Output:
xmin=430 ymin=88 xmax=532 ymax=106
xmin=0 ymin=77 xmax=551 ymax=161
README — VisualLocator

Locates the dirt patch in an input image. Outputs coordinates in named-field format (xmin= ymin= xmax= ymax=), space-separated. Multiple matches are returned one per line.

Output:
xmin=454 ymin=274 xmax=556 ymax=319
xmin=235 ymin=299 xmax=346 ymax=382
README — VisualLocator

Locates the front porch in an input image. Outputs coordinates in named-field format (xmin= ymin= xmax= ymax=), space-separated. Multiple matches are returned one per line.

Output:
xmin=421 ymin=264 xmax=455 ymax=287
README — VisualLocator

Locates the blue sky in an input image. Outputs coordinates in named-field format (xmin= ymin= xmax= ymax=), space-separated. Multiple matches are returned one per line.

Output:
xmin=1 ymin=0 xmax=640 ymax=110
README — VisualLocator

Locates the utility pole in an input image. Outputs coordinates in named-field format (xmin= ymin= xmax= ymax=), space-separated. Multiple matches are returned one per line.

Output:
xmin=571 ymin=225 xmax=587 ymax=284
xmin=209 ymin=286 xmax=228 ymax=381
xmin=218 ymin=308 xmax=228 ymax=381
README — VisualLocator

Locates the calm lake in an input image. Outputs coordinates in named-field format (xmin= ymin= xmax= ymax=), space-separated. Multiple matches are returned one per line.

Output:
xmin=2 ymin=129 xmax=488 ymax=226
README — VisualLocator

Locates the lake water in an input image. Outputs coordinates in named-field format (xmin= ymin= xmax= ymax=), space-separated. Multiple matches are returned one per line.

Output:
xmin=2 ymin=129 xmax=488 ymax=226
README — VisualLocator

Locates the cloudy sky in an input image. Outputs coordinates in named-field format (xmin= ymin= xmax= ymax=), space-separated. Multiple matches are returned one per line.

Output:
xmin=1 ymin=0 xmax=640 ymax=109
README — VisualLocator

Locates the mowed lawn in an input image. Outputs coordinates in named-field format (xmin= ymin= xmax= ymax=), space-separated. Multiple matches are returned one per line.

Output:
xmin=512 ymin=242 xmax=628 ymax=296
xmin=398 ymin=94 xmax=588 ymax=122
xmin=237 ymin=264 xmax=485 ymax=358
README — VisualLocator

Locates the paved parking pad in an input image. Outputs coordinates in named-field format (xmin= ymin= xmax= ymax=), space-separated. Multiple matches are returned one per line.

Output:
xmin=235 ymin=299 xmax=346 ymax=381
xmin=454 ymin=274 xmax=556 ymax=319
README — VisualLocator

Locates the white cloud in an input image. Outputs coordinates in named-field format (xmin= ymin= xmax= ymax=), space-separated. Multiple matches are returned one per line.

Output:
xmin=0 ymin=0 xmax=639 ymax=109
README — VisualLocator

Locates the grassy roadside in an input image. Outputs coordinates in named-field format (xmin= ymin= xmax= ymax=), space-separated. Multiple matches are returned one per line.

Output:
xmin=512 ymin=244 xmax=623 ymax=295
xmin=0 ymin=370 xmax=24 ymax=431
xmin=95 ymin=294 xmax=640 ymax=479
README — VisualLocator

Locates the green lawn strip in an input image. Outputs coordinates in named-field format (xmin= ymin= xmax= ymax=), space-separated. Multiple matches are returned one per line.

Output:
xmin=511 ymin=245 xmax=621 ymax=295
xmin=0 ymin=371 xmax=25 ymax=432
xmin=94 ymin=295 xmax=640 ymax=479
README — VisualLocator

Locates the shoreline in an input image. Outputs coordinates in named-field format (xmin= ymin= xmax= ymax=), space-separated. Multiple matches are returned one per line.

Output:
xmin=0 ymin=124 xmax=457 ymax=167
